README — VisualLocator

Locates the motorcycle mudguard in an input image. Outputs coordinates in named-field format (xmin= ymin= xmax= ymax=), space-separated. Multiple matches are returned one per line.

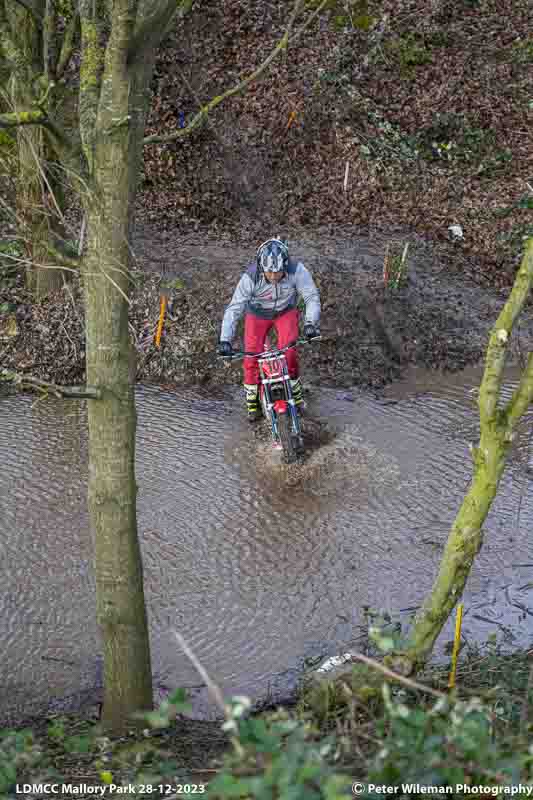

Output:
xmin=273 ymin=399 xmax=288 ymax=414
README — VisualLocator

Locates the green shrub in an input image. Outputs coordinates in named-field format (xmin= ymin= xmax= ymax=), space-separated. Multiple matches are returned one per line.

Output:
xmin=353 ymin=14 xmax=376 ymax=30
xmin=364 ymin=686 xmax=533 ymax=792
xmin=417 ymin=113 xmax=500 ymax=164
xmin=0 ymin=129 xmax=16 ymax=152
xmin=387 ymin=34 xmax=432 ymax=76
xmin=206 ymin=708 xmax=351 ymax=800
xmin=511 ymin=37 xmax=533 ymax=64
xmin=0 ymin=238 xmax=24 ymax=284
xmin=359 ymin=110 xmax=419 ymax=165
xmin=0 ymin=728 xmax=51 ymax=795
xmin=425 ymin=30 xmax=453 ymax=48
xmin=496 ymin=193 xmax=533 ymax=218
xmin=0 ymin=239 xmax=23 ymax=258
xmin=306 ymin=0 xmax=377 ymax=31
xmin=332 ymin=14 xmax=349 ymax=30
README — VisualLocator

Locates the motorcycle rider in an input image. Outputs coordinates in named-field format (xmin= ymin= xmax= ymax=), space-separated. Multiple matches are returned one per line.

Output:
xmin=217 ymin=238 xmax=321 ymax=422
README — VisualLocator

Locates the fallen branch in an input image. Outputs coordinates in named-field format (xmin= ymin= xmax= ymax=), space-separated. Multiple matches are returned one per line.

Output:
xmin=173 ymin=630 xmax=246 ymax=759
xmin=349 ymin=652 xmax=446 ymax=699
xmin=172 ymin=631 xmax=226 ymax=714
xmin=143 ymin=0 xmax=328 ymax=146
xmin=1 ymin=369 xmax=101 ymax=399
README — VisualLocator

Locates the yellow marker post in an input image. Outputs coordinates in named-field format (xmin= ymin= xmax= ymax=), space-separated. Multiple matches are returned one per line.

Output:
xmin=155 ymin=295 xmax=167 ymax=349
xmin=448 ymin=602 xmax=463 ymax=689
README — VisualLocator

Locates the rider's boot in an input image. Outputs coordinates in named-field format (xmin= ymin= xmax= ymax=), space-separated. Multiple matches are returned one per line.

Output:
xmin=290 ymin=377 xmax=306 ymax=413
xmin=244 ymin=384 xmax=261 ymax=422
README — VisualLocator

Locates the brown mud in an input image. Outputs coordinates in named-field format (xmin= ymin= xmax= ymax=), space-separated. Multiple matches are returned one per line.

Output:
xmin=2 ymin=225 xmax=533 ymax=396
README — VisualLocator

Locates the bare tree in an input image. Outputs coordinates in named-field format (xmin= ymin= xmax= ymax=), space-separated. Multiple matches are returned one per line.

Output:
xmin=1 ymin=0 xmax=328 ymax=732
xmin=389 ymin=239 xmax=533 ymax=676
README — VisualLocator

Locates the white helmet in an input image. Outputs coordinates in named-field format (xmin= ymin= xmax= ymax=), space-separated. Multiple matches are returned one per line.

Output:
xmin=256 ymin=237 xmax=289 ymax=273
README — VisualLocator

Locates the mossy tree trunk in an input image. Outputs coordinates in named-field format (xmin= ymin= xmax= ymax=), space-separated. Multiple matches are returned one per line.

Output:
xmin=84 ymin=208 xmax=154 ymax=731
xmin=1 ymin=0 xmax=183 ymax=732
xmin=390 ymin=239 xmax=533 ymax=676
xmin=1 ymin=0 xmax=327 ymax=732
xmin=79 ymin=5 xmax=156 ymax=734
xmin=18 ymin=128 xmax=68 ymax=295
xmin=17 ymin=124 xmax=53 ymax=294
xmin=78 ymin=0 xmax=200 ymax=731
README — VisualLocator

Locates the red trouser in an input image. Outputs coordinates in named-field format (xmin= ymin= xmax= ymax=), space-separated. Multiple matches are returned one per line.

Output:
xmin=243 ymin=308 xmax=299 ymax=385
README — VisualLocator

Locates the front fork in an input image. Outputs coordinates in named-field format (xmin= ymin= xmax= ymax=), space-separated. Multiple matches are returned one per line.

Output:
xmin=261 ymin=368 xmax=301 ymax=441
xmin=281 ymin=363 xmax=301 ymax=435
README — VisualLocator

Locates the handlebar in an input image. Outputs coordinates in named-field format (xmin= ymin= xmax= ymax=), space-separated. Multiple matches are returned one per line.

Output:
xmin=218 ymin=336 xmax=322 ymax=362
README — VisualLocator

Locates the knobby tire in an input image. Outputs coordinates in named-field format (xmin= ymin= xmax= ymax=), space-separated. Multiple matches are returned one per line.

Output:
xmin=277 ymin=411 xmax=298 ymax=464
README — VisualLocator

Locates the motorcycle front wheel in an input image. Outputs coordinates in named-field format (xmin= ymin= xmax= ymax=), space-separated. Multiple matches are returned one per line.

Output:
xmin=277 ymin=410 xmax=299 ymax=464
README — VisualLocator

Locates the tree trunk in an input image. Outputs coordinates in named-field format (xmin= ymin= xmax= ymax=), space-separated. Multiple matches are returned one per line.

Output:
xmin=2 ymin=0 xmax=305 ymax=731
xmin=389 ymin=239 xmax=533 ymax=676
xmin=392 ymin=428 xmax=508 ymax=674
xmin=84 ymin=210 xmax=153 ymax=732
xmin=83 ymin=62 xmax=155 ymax=730
xmin=18 ymin=128 xmax=65 ymax=296
xmin=77 ymin=0 xmax=193 ymax=733
xmin=8 ymin=4 xmax=65 ymax=297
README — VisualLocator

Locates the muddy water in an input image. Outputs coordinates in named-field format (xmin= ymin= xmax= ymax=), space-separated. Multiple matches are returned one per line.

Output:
xmin=1 ymin=366 xmax=532 ymax=722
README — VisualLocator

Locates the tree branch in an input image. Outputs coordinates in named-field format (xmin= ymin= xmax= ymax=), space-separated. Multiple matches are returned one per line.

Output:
xmin=44 ymin=238 xmax=82 ymax=271
xmin=350 ymin=652 xmax=446 ymax=699
xmin=0 ymin=108 xmax=47 ymax=126
xmin=78 ymin=0 xmax=105 ymax=170
xmin=94 ymin=0 xmax=136 ymax=137
xmin=56 ymin=8 xmax=79 ymax=79
xmin=6 ymin=0 xmax=43 ymax=26
xmin=394 ymin=238 xmax=533 ymax=677
xmin=478 ymin=238 xmax=533 ymax=424
xmin=0 ymin=0 xmax=28 ymax=71
xmin=1 ymin=370 xmax=101 ymax=399
xmin=128 ymin=0 xmax=192 ymax=67
xmin=43 ymin=0 xmax=57 ymax=80
xmin=143 ymin=0 xmax=328 ymax=146
xmin=506 ymin=352 xmax=533 ymax=429
xmin=0 ymin=106 xmax=76 ymax=156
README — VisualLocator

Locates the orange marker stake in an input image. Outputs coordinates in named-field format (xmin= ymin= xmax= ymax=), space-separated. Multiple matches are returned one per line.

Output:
xmin=287 ymin=110 xmax=297 ymax=130
xmin=155 ymin=295 xmax=167 ymax=348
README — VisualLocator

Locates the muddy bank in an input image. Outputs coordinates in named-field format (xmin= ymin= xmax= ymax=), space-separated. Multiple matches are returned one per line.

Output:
xmin=2 ymin=226 xmax=533 ymax=393
xmin=141 ymin=0 xmax=533 ymax=284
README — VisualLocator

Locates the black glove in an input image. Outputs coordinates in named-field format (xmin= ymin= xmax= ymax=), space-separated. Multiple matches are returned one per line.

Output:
xmin=304 ymin=323 xmax=318 ymax=340
xmin=217 ymin=341 xmax=233 ymax=357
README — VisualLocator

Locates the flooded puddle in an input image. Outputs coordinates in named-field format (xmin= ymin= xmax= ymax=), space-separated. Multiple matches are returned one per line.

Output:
xmin=1 ymin=364 xmax=532 ymax=722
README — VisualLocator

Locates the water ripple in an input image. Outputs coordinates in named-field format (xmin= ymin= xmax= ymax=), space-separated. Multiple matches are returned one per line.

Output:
xmin=0 ymin=368 xmax=533 ymax=721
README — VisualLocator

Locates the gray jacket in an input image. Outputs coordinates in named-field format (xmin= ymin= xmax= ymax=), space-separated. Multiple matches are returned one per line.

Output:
xmin=220 ymin=259 xmax=321 ymax=342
